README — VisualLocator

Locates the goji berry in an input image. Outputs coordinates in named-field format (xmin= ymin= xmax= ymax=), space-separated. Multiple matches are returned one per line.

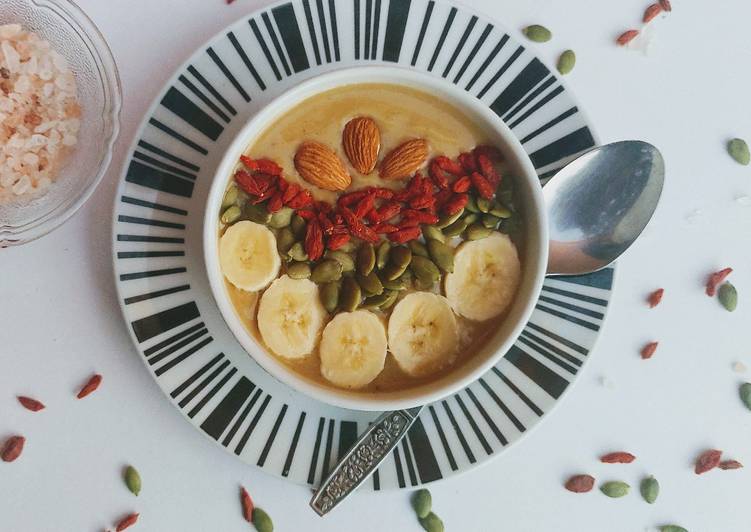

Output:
xmin=452 ymin=175 xmax=471 ymax=193
xmin=473 ymin=145 xmax=503 ymax=162
xmin=1 ymin=435 xmax=25 ymax=462
xmin=374 ymin=201 xmax=401 ymax=223
xmin=366 ymin=210 xmax=380 ymax=224
xmin=115 ymin=512 xmax=139 ymax=532
xmin=695 ymin=449 xmax=722 ymax=474
xmin=401 ymin=209 xmax=438 ymax=225
xmin=373 ymin=187 xmax=395 ymax=199
xmin=315 ymin=200 xmax=332 ymax=214
xmin=340 ymin=207 xmax=378 ymax=243
xmin=647 ymin=288 xmax=664 ymax=308
xmin=240 ymin=155 xmax=258 ymax=171
xmin=354 ymin=193 xmax=376 ymax=218
xmin=433 ymin=155 xmax=464 ymax=176
xmin=282 ymin=182 xmax=301 ymax=204
xmin=330 ymin=224 xmax=349 ymax=235
xmin=719 ymin=460 xmax=743 ymax=470
xmin=471 ymin=172 xmax=494 ymax=199
xmin=388 ymin=226 xmax=421 ymax=243
xmin=372 ymin=223 xmax=399 ymax=234
xmin=409 ymin=194 xmax=436 ymax=211
xmin=287 ymin=189 xmax=313 ymax=209
xmin=476 ymin=153 xmax=502 ymax=187
xmin=255 ymin=158 xmax=283 ymax=176
xmin=600 ymin=452 xmax=636 ymax=464
xmin=429 ymin=161 xmax=449 ymax=189
xmin=296 ymin=209 xmax=316 ymax=221
xmin=250 ymin=187 xmax=275 ymax=204
xmin=327 ymin=233 xmax=351 ymax=250
xmin=443 ymin=193 xmax=469 ymax=215
xmin=564 ymin=474 xmax=595 ymax=493
xmin=77 ymin=374 xmax=102 ymax=399
xmin=318 ymin=212 xmax=334 ymax=235
xmin=706 ymin=267 xmax=732 ymax=296
xmin=253 ymin=173 xmax=275 ymax=193
xmin=267 ymin=190 xmax=284 ymax=213
xmin=235 ymin=170 xmax=264 ymax=196
xmin=17 ymin=396 xmax=45 ymax=412
xmin=304 ymin=220 xmax=324 ymax=261
xmin=434 ymin=189 xmax=453 ymax=209
xmin=240 ymin=487 xmax=254 ymax=523
xmin=641 ymin=341 xmax=658 ymax=359
xmin=277 ymin=178 xmax=289 ymax=193
xmin=337 ymin=190 xmax=369 ymax=208
xmin=333 ymin=214 xmax=344 ymax=225
xmin=459 ymin=152 xmax=478 ymax=173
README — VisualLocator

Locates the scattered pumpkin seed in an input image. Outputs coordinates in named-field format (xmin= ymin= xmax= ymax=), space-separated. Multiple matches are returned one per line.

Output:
xmin=362 ymin=290 xmax=398 ymax=310
xmin=659 ymin=526 xmax=688 ymax=532
xmin=290 ymin=214 xmax=307 ymax=238
xmin=276 ymin=228 xmax=295 ymax=254
xmin=422 ymin=225 xmax=446 ymax=243
xmin=413 ymin=275 xmax=434 ymax=290
xmin=600 ymin=481 xmax=630 ymax=498
xmin=221 ymin=185 xmax=239 ymax=209
xmin=640 ymin=476 xmax=659 ymax=504
xmin=388 ymin=246 xmax=413 ymax=275
xmin=557 ymin=49 xmax=576 ymax=75
xmin=490 ymin=205 xmax=512 ymax=218
xmin=464 ymin=195 xmax=480 ymax=213
xmin=727 ymin=138 xmax=750 ymax=166
xmin=268 ymin=207 xmax=294 ymax=228
xmin=380 ymin=274 xmax=409 ymax=291
xmin=311 ymin=260 xmax=343 ymax=284
xmin=463 ymin=213 xmax=479 ymax=225
xmin=412 ymin=489 xmax=432 ymax=519
xmin=339 ymin=276 xmax=361 ymax=312
xmin=718 ymin=282 xmax=737 ymax=311
xmin=481 ymin=214 xmax=501 ymax=229
xmin=466 ymin=223 xmax=494 ymax=240
xmin=252 ymin=507 xmax=274 ymax=532
xmin=244 ymin=203 xmax=272 ymax=224
xmin=442 ymin=217 xmax=470 ymax=237
xmin=436 ymin=209 xmax=464 ymax=229
xmin=476 ymin=197 xmax=491 ymax=213
xmin=739 ymin=382 xmax=751 ymax=411
xmin=221 ymin=205 xmax=242 ymax=224
xmin=287 ymin=261 xmax=311 ymax=279
xmin=427 ymin=239 xmax=454 ymax=273
xmin=287 ymin=242 xmax=308 ymax=262
xmin=409 ymin=240 xmax=429 ymax=258
xmin=376 ymin=241 xmax=391 ymax=269
xmin=124 ymin=465 xmax=141 ymax=496
xmin=325 ymin=250 xmax=355 ymax=272
xmin=337 ymin=240 xmax=357 ymax=253
xmin=522 ymin=24 xmax=552 ymax=43
xmin=418 ymin=512 xmax=444 ymax=532
xmin=357 ymin=243 xmax=376 ymax=276
xmin=320 ymin=280 xmax=341 ymax=313
xmin=411 ymin=255 xmax=441 ymax=284
xmin=357 ymin=271 xmax=384 ymax=296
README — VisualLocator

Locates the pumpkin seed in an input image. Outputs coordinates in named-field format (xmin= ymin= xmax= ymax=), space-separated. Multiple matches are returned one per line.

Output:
xmin=476 ymin=197 xmax=491 ymax=213
xmin=276 ymin=228 xmax=295 ymax=254
xmin=422 ymin=225 xmax=446 ymax=243
xmin=291 ymin=214 xmax=307 ymax=239
xmin=325 ymin=250 xmax=355 ymax=272
xmin=442 ymin=217 xmax=470 ymax=237
xmin=490 ymin=205 xmax=512 ymax=218
xmin=411 ymin=489 xmax=432 ymax=519
xmin=221 ymin=185 xmax=239 ymax=209
xmin=287 ymin=242 xmax=308 ymax=262
xmin=739 ymin=382 xmax=751 ymax=411
xmin=600 ymin=481 xmax=630 ymax=498
xmin=362 ymin=290 xmax=398 ymax=310
xmin=337 ymin=240 xmax=357 ymax=252
xmin=320 ymin=280 xmax=341 ymax=313
xmin=124 ymin=465 xmax=141 ymax=496
xmin=221 ymin=205 xmax=242 ymax=224
xmin=311 ymin=260 xmax=343 ymax=284
xmin=427 ymin=239 xmax=454 ymax=273
xmin=523 ymin=24 xmax=552 ymax=43
xmin=244 ymin=203 xmax=272 ymax=224
xmin=410 ymin=255 xmax=440 ymax=284
xmin=464 ymin=195 xmax=480 ymax=213
xmin=413 ymin=276 xmax=435 ymax=290
xmin=463 ymin=213 xmax=479 ymax=225
xmin=356 ymin=271 xmax=384 ymax=296
xmin=287 ymin=261 xmax=311 ymax=279
xmin=482 ymin=214 xmax=501 ymax=229
xmin=252 ymin=507 xmax=274 ymax=532
xmin=436 ymin=209 xmax=464 ymax=229
xmin=268 ymin=207 xmax=294 ymax=228
xmin=376 ymin=241 xmax=391 ymax=269
xmin=339 ymin=276 xmax=362 ymax=312
xmin=418 ymin=512 xmax=444 ymax=532
xmin=640 ymin=476 xmax=659 ymax=504
xmin=659 ymin=526 xmax=688 ymax=532
xmin=466 ymin=223 xmax=494 ymax=240
xmin=357 ymin=243 xmax=376 ymax=276
xmin=557 ymin=49 xmax=576 ymax=75
xmin=409 ymin=240 xmax=429 ymax=258
xmin=380 ymin=274 xmax=409 ymax=291
xmin=728 ymin=138 xmax=750 ymax=166
xmin=382 ymin=246 xmax=412 ymax=282
xmin=718 ymin=282 xmax=737 ymax=311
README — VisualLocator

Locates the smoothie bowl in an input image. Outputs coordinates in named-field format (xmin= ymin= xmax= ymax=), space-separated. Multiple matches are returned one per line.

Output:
xmin=204 ymin=67 xmax=548 ymax=411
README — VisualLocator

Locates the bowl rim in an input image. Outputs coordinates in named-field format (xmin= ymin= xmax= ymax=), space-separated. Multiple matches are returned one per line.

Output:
xmin=204 ymin=65 xmax=549 ymax=411
xmin=0 ymin=0 xmax=123 ymax=246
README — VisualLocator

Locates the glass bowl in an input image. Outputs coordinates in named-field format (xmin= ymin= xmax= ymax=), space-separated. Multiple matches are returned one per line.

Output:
xmin=0 ymin=0 xmax=121 ymax=246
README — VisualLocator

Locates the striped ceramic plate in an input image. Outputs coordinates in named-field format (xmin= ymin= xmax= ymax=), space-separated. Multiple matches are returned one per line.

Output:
xmin=112 ymin=0 xmax=613 ymax=490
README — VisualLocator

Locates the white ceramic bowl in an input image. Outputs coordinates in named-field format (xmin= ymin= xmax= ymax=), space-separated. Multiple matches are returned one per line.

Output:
xmin=204 ymin=66 xmax=548 ymax=411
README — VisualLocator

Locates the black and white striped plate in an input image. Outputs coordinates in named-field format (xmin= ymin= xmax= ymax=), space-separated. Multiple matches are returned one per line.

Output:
xmin=112 ymin=0 xmax=614 ymax=490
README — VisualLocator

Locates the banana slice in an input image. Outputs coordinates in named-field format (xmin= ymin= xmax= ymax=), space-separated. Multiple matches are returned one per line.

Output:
xmin=220 ymin=220 xmax=281 ymax=291
xmin=445 ymin=232 xmax=521 ymax=321
xmin=387 ymin=292 xmax=459 ymax=377
xmin=319 ymin=310 xmax=388 ymax=389
xmin=257 ymin=275 xmax=326 ymax=359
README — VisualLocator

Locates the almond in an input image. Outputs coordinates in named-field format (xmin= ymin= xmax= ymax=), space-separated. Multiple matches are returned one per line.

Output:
xmin=379 ymin=138 xmax=429 ymax=180
xmin=294 ymin=141 xmax=352 ymax=191
xmin=342 ymin=116 xmax=380 ymax=174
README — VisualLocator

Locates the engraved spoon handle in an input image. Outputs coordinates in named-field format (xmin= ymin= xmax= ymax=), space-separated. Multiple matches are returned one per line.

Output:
xmin=310 ymin=407 xmax=423 ymax=516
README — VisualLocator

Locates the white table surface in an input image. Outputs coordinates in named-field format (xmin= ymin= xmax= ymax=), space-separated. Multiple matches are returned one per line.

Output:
xmin=3 ymin=0 xmax=751 ymax=530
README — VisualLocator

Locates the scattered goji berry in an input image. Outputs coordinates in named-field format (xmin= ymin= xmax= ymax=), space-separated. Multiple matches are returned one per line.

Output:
xmin=115 ymin=512 xmax=139 ymax=532
xmin=296 ymin=209 xmax=315 ymax=221
xmin=719 ymin=460 xmax=743 ymax=470
xmin=337 ymin=190 xmax=369 ymax=208
xmin=433 ymin=189 xmax=453 ymax=209
xmin=401 ymin=209 xmax=438 ymax=225
xmin=77 ymin=374 xmax=102 ymax=399
xmin=240 ymin=487 xmax=254 ymax=522
xmin=240 ymin=155 xmax=258 ymax=171
xmin=443 ymin=193 xmax=469 ymax=215
xmin=314 ymin=201 xmax=332 ymax=214
xmin=452 ymin=176 xmax=471 ymax=193
xmin=372 ymin=223 xmax=399 ymax=234
xmin=277 ymin=178 xmax=289 ymax=194
xmin=282 ymin=182 xmax=301 ymax=204
xmin=474 ymin=145 xmax=504 ymax=162
xmin=17 ymin=396 xmax=45 ymax=412
xmin=429 ymin=161 xmax=450 ymax=189
xmin=318 ymin=212 xmax=334 ymax=235
xmin=564 ymin=474 xmax=595 ymax=493
xmin=255 ymin=158 xmax=283 ymax=176
xmin=409 ymin=194 xmax=436 ymax=210
xmin=641 ymin=341 xmax=658 ymax=360
xmin=471 ymin=171 xmax=494 ymax=199
xmin=643 ymin=3 xmax=662 ymax=23
xmin=373 ymin=187 xmax=395 ymax=199
xmin=476 ymin=153 xmax=502 ymax=187
xmin=433 ymin=155 xmax=464 ymax=176
xmin=267 ymin=190 xmax=283 ymax=213
xmin=327 ymin=233 xmax=351 ymax=250
xmin=706 ymin=267 xmax=732 ymax=296
xmin=695 ymin=449 xmax=722 ymax=474
xmin=250 ymin=187 xmax=274 ymax=204
xmin=600 ymin=452 xmax=636 ymax=464
xmin=1 ymin=435 xmax=25 ymax=462
xmin=235 ymin=170 xmax=264 ymax=196
xmin=647 ymin=288 xmax=664 ymax=308
xmin=354 ymin=193 xmax=376 ymax=218
xmin=458 ymin=152 xmax=478 ymax=173
xmin=286 ymin=189 xmax=313 ymax=209
xmin=372 ymin=201 xmax=401 ymax=223
xmin=341 ymin=207 xmax=378 ymax=243
xmin=330 ymin=224 xmax=349 ymax=235
xmin=304 ymin=220 xmax=324 ymax=261
xmin=659 ymin=0 xmax=671 ymax=12
xmin=388 ymin=226 xmax=421 ymax=243
xmin=616 ymin=29 xmax=639 ymax=46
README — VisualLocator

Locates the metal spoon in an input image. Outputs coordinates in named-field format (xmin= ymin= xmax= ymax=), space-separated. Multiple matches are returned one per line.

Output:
xmin=310 ymin=141 xmax=665 ymax=516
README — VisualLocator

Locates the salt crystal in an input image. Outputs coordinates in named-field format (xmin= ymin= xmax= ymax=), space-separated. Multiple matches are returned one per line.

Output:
xmin=733 ymin=361 xmax=747 ymax=374
xmin=735 ymin=195 xmax=751 ymax=206
xmin=599 ymin=375 xmax=615 ymax=390
xmin=22 ymin=152 xmax=38 ymax=166
xmin=1 ymin=41 xmax=20 ymax=72
xmin=12 ymin=175 xmax=30 ymax=195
